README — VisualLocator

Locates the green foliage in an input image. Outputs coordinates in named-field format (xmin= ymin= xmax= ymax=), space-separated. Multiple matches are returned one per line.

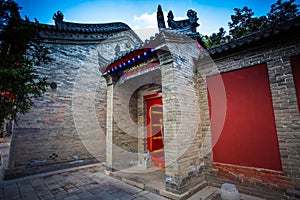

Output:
xmin=0 ymin=0 xmax=52 ymax=124
xmin=228 ymin=7 xmax=269 ymax=39
xmin=228 ymin=7 xmax=254 ymax=39
xmin=267 ymin=0 xmax=300 ymax=25
xmin=203 ymin=0 xmax=300 ymax=48
xmin=203 ymin=27 xmax=231 ymax=48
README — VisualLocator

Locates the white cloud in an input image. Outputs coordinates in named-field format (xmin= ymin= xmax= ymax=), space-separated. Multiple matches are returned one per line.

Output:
xmin=132 ymin=11 xmax=189 ymax=41
xmin=133 ymin=12 xmax=157 ymax=29
xmin=132 ymin=12 xmax=159 ymax=41
xmin=133 ymin=11 xmax=186 ymax=29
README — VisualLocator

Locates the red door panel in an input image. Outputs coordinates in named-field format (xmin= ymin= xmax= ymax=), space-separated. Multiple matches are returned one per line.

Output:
xmin=145 ymin=94 xmax=165 ymax=168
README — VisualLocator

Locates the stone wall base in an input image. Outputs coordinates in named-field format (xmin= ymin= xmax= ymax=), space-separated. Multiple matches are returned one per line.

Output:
xmin=206 ymin=162 xmax=294 ymax=200
xmin=4 ymin=157 xmax=99 ymax=180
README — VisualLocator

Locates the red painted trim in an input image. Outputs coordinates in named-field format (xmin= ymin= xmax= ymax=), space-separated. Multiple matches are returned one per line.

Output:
xmin=119 ymin=61 xmax=159 ymax=83
xmin=105 ymin=48 xmax=153 ymax=72
xmin=144 ymin=93 xmax=162 ymax=100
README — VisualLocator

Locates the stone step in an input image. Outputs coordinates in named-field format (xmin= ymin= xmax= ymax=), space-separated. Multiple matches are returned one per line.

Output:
xmin=152 ymin=156 xmax=165 ymax=168
xmin=152 ymin=160 xmax=165 ymax=168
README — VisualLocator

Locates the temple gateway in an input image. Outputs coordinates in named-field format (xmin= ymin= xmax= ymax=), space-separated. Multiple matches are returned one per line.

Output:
xmin=1 ymin=5 xmax=300 ymax=200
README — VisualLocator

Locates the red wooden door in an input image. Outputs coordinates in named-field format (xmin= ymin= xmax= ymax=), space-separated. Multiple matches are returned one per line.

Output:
xmin=144 ymin=93 xmax=165 ymax=168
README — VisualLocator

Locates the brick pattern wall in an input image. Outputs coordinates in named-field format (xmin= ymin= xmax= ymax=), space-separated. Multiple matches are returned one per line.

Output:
xmin=105 ymin=32 xmax=207 ymax=194
xmin=197 ymin=33 xmax=300 ymax=199
xmin=212 ymin=163 xmax=292 ymax=198
xmin=106 ymin=68 xmax=162 ymax=170
xmin=158 ymin=35 xmax=205 ymax=194
xmin=6 ymin=30 xmax=140 ymax=178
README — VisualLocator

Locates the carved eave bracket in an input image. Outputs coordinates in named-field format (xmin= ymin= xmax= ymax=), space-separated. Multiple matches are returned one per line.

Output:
xmin=103 ymin=73 xmax=118 ymax=86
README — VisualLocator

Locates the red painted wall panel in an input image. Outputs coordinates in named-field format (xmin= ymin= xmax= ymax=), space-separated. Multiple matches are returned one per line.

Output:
xmin=291 ymin=55 xmax=300 ymax=113
xmin=207 ymin=64 xmax=282 ymax=171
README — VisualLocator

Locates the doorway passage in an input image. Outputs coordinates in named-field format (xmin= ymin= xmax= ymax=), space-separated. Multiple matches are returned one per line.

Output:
xmin=144 ymin=93 xmax=165 ymax=168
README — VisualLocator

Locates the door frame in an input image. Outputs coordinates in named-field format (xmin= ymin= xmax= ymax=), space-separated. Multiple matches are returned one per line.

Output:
xmin=144 ymin=93 xmax=165 ymax=168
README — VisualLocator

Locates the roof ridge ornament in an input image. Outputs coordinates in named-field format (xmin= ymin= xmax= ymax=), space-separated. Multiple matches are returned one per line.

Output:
xmin=157 ymin=5 xmax=199 ymax=35
xmin=187 ymin=9 xmax=199 ymax=33
xmin=53 ymin=11 xmax=64 ymax=25
xmin=167 ymin=9 xmax=199 ymax=32
xmin=157 ymin=5 xmax=166 ymax=30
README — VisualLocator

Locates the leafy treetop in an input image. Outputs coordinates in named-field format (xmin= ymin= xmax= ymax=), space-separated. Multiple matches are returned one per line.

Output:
xmin=202 ymin=0 xmax=300 ymax=48
xmin=0 ymin=0 xmax=52 ymax=125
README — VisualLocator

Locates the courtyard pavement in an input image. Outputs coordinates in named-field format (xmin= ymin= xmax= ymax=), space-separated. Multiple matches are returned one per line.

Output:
xmin=0 ymin=163 xmax=263 ymax=200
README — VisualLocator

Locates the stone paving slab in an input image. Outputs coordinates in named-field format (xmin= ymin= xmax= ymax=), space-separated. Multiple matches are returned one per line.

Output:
xmin=0 ymin=164 xmax=169 ymax=200
xmin=0 ymin=163 xmax=265 ymax=200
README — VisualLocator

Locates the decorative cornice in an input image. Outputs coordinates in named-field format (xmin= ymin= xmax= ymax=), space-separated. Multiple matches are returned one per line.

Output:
xmin=54 ymin=21 xmax=131 ymax=33
xmin=51 ymin=11 xmax=131 ymax=33
xmin=34 ymin=11 xmax=135 ymax=44
xmin=37 ymin=22 xmax=138 ymax=45
xmin=102 ymin=29 xmax=203 ymax=75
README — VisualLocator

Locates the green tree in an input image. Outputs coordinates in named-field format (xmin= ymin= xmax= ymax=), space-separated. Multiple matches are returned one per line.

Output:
xmin=203 ymin=0 xmax=299 ymax=47
xmin=228 ymin=7 xmax=255 ymax=39
xmin=203 ymin=27 xmax=231 ymax=48
xmin=0 ymin=0 xmax=52 ymax=126
xmin=267 ymin=0 xmax=300 ymax=25
xmin=228 ymin=7 xmax=268 ymax=39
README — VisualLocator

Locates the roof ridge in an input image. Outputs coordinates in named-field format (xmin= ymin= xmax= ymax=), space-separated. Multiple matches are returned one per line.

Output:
xmin=208 ymin=16 xmax=300 ymax=55
xmin=55 ymin=21 xmax=131 ymax=33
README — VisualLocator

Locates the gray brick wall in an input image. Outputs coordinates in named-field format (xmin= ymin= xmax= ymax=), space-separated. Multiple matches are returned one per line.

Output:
xmin=106 ymin=67 xmax=162 ymax=170
xmin=158 ymin=34 xmax=205 ymax=194
xmin=6 ymin=29 xmax=141 ymax=179
xmin=6 ymin=19 xmax=300 ymax=199
xmin=104 ymin=32 xmax=206 ymax=194
xmin=197 ymin=33 xmax=300 ymax=199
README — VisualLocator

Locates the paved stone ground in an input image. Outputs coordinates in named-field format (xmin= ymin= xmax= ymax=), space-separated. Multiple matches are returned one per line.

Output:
xmin=0 ymin=164 xmax=169 ymax=200
xmin=0 ymin=163 xmax=264 ymax=200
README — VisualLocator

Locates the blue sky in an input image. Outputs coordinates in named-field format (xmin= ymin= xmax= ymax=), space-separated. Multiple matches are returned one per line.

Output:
xmin=15 ymin=0 xmax=300 ymax=40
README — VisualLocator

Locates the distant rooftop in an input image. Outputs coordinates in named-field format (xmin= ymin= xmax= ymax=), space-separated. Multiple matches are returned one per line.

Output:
xmin=51 ymin=11 xmax=131 ymax=33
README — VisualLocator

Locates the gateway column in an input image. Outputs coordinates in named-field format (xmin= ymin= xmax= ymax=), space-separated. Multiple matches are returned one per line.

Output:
xmin=158 ymin=37 xmax=205 ymax=194
xmin=105 ymin=74 xmax=117 ymax=171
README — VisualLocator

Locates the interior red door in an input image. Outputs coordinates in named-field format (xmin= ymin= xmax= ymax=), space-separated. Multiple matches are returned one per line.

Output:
xmin=145 ymin=93 xmax=165 ymax=168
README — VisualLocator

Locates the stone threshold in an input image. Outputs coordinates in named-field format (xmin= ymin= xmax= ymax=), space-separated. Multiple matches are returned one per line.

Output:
xmin=105 ymin=165 xmax=266 ymax=200
xmin=105 ymin=166 xmax=208 ymax=200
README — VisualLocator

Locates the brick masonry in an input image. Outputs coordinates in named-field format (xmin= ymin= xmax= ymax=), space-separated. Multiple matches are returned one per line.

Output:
xmin=159 ymin=34 xmax=205 ymax=194
xmin=106 ymin=67 xmax=162 ymax=170
xmin=104 ymin=28 xmax=300 ymax=198
xmin=105 ymin=32 xmax=206 ymax=195
xmin=5 ymin=13 xmax=300 ymax=200
xmin=197 ymin=29 xmax=300 ymax=199
xmin=103 ymin=27 xmax=300 ymax=198
xmin=6 ymin=25 xmax=141 ymax=179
